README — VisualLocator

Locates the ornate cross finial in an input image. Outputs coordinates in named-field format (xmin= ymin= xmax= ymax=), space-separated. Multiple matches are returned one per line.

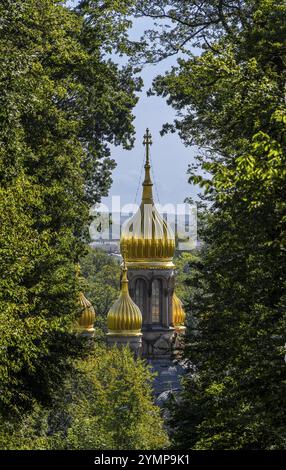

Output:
xmin=141 ymin=128 xmax=153 ymax=203
xmin=121 ymin=244 xmax=128 ymax=270
xmin=143 ymin=128 xmax=152 ymax=165
xmin=120 ymin=244 xmax=129 ymax=292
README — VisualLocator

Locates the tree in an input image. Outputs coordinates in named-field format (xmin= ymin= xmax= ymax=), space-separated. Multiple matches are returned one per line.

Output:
xmin=174 ymin=251 xmax=202 ymax=332
xmin=80 ymin=247 xmax=121 ymax=335
xmin=0 ymin=0 xmax=140 ymax=415
xmin=134 ymin=1 xmax=286 ymax=449
xmin=132 ymin=0 xmax=261 ymax=63
xmin=0 ymin=346 xmax=169 ymax=450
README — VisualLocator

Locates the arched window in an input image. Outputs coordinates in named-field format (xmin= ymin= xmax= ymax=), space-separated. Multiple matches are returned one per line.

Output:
xmin=135 ymin=279 xmax=146 ymax=318
xmin=151 ymin=279 xmax=162 ymax=324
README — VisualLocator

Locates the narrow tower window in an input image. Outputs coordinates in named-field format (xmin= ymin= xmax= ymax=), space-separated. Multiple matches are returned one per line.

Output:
xmin=151 ymin=279 xmax=162 ymax=324
xmin=135 ymin=279 xmax=146 ymax=320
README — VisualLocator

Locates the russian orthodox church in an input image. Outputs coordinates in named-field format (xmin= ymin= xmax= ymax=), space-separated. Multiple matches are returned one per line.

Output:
xmin=106 ymin=129 xmax=186 ymax=359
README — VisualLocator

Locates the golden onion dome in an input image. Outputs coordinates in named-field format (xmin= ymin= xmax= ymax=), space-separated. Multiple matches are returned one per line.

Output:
xmin=77 ymin=292 xmax=96 ymax=335
xmin=172 ymin=292 xmax=186 ymax=327
xmin=107 ymin=261 xmax=142 ymax=336
xmin=120 ymin=129 xmax=175 ymax=269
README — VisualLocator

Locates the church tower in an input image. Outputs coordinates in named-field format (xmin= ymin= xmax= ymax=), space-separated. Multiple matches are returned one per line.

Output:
xmin=106 ymin=255 xmax=143 ymax=355
xmin=118 ymin=129 xmax=186 ymax=358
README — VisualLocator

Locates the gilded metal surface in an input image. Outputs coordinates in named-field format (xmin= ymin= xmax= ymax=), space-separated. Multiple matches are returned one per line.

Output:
xmin=125 ymin=260 xmax=175 ymax=269
xmin=172 ymin=292 xmax=186 ymax=326
xmin=107 ymin=259 xmax=143 ymax=335
xmin=120 ymin=129 xmax=175 ymax=268
xmin=77 ymin=291 xmax=96 ymax=333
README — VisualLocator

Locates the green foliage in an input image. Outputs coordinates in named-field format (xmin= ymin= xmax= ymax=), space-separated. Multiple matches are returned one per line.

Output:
xmin=133 ymin=1 xmax=264 ymax=63
xmin=58 ymin=346 xmax=169 ymax=450
xmin=174 ymin=251 xmax=202 ymax=330
xmin=136 ymin=1 xmax=286 ymax=449
xmin=0 ymin=346 xmax=169 ymax=450
xmin=0 ymin=0 xmax=139 ymax=415
xmin=80 ymin=247 xmax=121 ymax=335
xmin=0 ymin=405 xmax=51 ymax=450
xmin=0 ymin=173 xmax=81 ymax=414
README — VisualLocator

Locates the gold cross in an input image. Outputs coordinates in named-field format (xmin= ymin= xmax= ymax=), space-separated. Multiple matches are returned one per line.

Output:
xmin=143 ymin=128 xmax=152 ymax=165
xmin=121 ymin=244 xmax=128 ymax=269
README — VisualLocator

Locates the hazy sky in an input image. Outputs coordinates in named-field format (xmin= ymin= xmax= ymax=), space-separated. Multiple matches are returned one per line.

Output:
xmin=103 ymin=57 xmax=198 ymax=210
xmin=67 ymin=1 xmax=198 ymax=209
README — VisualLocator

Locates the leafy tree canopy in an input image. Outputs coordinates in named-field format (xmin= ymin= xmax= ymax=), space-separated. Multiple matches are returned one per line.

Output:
xmin=80 ymin=247 xmax=121 ymax=335
xmin=0 ymin=0 xmax=140 ymax=415
xmin=0 ymin=346 xmax=169 ymax=450
xmin=132 ymin=0 xmax=286 ymax=449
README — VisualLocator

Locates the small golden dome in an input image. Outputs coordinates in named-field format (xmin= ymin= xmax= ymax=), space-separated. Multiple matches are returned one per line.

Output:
xmin=107 ymin=261 xmax=142 ymax=336
xmin=77 ymin=292 xmax=96 ymax=335
xmin=172 ymin=292 xmax=186 ymax=327
xmin=120 ymin=129 xmax=175 ymax=269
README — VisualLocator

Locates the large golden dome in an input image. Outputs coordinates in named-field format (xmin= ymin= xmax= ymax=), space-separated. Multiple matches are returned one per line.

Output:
xmin=107 ymin=261 xmax=142 ymax=336
xmin=120 ymin=129 xmax=175 ymax=269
